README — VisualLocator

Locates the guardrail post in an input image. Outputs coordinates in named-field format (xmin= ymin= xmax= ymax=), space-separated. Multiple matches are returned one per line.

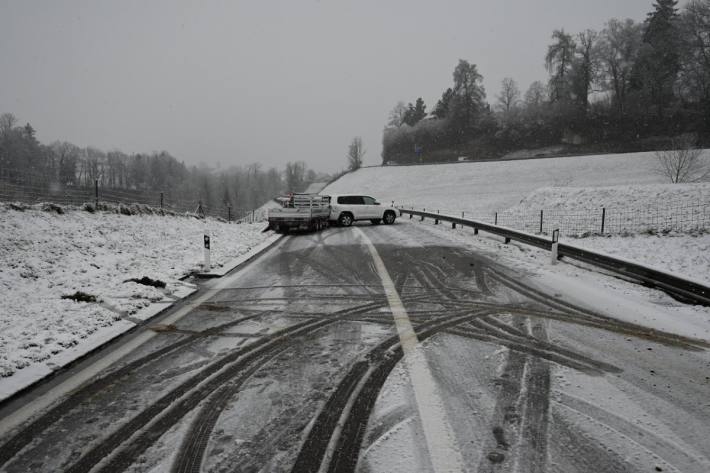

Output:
xmin=421 ymin=208 xmax=425 ymax=221
xmin=494 ymin=212 xmax=498 ymax=225
xmin=474 ymin=227 xmax=478 ymax=235
xmin=435 ymin=210 xmax=439 ymax=225
xmin=228 ymin=205 xmax=231 ymax=222
xmin=504 ymin=236 xmax=511 ymax=244
xmin=600 ymin=207 xmax=606 ymax=234
xmin=160 ymin=192 xmax=164 ymax=209
xmin=94 ymin=179 xmax=99 ymax=208
xmin=452 ymin=221 xmax=456 ymax=229
xmin=539 ymin=210 xmax=544 ymax=234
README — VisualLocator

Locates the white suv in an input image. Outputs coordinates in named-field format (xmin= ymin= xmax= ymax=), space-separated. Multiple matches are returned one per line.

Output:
xmin=328 ymin=194 xmax=397 ymax=226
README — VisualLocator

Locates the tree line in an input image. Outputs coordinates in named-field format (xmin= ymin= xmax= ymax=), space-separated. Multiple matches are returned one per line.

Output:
xmin=383 ymin=0 xmax=710 ymax=164
xmin=0 ymin=112 xmax=328 ymax=212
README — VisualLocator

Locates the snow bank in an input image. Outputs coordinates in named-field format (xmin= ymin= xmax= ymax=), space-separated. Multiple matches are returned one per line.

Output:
xmin=0 ymin=203 xmax=273 ymax=395
xmin=565 ymin=232 xmax=710 ymax=286
xmin=510 ymin=182 xmax=710 ymax=213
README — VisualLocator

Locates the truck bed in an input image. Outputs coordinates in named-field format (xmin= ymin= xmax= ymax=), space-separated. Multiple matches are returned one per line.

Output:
xmin=267 ymin=194 xmax=330 ymax=233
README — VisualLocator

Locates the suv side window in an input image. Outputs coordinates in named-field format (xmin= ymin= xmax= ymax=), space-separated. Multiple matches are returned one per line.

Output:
xmin=362 ymin=196 xmax=376 ymax=205
xmin=338 ymin=196 xmax=364 ymax=205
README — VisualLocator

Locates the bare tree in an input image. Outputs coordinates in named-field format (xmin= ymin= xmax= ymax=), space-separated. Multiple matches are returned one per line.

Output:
xmin=656 ymin=134 xmax=710 ymax=183
xmin=524 ymin=81 xmax=548 ymax=107
xmin=0 ymin=113 xmax=17 ymax=132
xmin=573 ymin=29 xmax=600 ymax=110
xmin=597 ymin=19 xmax=643 ymax=116
xmin=678 ymin=0 xmax=710 ymax=110
xmin=50 ymin=141 xmax=81 ymax=185
xmin=546 ymin=30 xmax=576 ymax=102
xmin=387 ymin=102 xmax=408 ymax=128
xmin=347 ymin=137 xmax=365 ymax=171
xmin=496 ymin=77 xmax=521 ymax=112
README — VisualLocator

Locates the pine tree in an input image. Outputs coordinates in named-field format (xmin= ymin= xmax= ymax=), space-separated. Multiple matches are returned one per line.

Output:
xmin=633 ymin=0 xmax=681 ymax=117
xmin=432 ymin=88 xmax=454 ymax=119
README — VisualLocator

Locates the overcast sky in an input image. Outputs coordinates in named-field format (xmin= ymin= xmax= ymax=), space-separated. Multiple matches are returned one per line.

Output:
xmin=1 ymin=0 xmax=657 ymax=173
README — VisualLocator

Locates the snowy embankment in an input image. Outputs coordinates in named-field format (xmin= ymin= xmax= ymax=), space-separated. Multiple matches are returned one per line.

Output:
xmin=324 ymin=150 xmax=710 ymax=285
xmin=0 ymin=203 xmax=274 ymax=399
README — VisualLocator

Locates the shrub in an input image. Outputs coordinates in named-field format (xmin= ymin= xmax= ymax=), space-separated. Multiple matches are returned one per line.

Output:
xmin=61 ymin=291 xmax=98 ymax=303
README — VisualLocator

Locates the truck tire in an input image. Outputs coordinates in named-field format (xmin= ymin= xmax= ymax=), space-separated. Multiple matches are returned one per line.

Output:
xmin=338 ymin=213 xmax=354 ymax=227
xmin=383 ymin=211 xmax=396 ymax=225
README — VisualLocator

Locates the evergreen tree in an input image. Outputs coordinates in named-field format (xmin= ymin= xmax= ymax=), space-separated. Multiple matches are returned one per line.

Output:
xmin=633 ymin=0 xmax=681 ymax=117
xmin=449 ymin=60 xmax=486 ymax=137
xmin=403 ymin=98 xmax=427 ymax=126
xmin=432 ymin=88 xmax=454 ymax=119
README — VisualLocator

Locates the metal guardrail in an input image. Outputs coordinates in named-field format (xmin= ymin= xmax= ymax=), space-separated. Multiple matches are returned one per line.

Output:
xmin=398 ymin=208 xmax=710 ymax=306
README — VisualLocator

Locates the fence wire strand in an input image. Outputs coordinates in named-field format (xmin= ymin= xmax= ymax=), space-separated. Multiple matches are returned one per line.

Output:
xmin=401 ymin=201 xmax=710 ymax=236
xmin=0 ymin=179 xmax=265 ymax=223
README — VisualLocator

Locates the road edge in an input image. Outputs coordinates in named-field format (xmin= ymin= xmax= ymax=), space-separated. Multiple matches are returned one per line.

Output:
xmin=0 ymin=233 xmax=285 ymax=412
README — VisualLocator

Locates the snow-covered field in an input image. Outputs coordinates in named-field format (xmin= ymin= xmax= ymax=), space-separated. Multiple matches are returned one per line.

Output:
xmin=324 ymin=151 xmax=710 ymax=285
xmin=0 ymin=203 xmax=274 ymax=399
xmin=327 ymin=150 xmax=710 ymax=216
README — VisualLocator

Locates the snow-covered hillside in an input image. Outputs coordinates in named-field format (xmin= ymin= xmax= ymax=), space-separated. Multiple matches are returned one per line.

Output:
xmin=325 ymin=150 xmax=710 ymax=216
xmin=0 ymin=203 xmax=273 ymax=397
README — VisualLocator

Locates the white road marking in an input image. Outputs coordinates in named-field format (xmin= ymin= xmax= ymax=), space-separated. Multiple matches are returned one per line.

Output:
xmin=355 ymin=227 xmax=465 ymax=473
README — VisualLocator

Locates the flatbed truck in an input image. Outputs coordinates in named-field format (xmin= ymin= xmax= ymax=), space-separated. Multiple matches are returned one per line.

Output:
xmin=267 ymin=193 xmax=330 ymax=233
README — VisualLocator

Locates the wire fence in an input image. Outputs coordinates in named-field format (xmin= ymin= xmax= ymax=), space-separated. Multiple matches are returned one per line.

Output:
xmin=0 ymin=178 xmax=265 ymax=223
xmin=400 ymin=201 xmax=710 ymax=236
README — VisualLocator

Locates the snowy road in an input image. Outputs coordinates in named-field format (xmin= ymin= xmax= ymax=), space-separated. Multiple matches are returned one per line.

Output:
xmin=1 ymin=221 xmax=709 ymax=473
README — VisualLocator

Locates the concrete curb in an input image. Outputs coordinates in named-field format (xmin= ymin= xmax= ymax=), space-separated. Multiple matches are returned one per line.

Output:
xmin=196 ymin=233 xmax=283 ymax=278
xmin=0 ymin=233 xmax=285 ymax=409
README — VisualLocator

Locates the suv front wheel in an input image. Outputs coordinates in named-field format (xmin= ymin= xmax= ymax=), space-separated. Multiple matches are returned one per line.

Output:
xmin=383 ymin=211 xmax=396 ymax=225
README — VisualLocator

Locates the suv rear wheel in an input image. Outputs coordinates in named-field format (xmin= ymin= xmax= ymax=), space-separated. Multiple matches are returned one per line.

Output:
xmin=383 ymin=211 xmax=396 ymax=225
xmin=338 ymin=213 xmax=353 ymax=227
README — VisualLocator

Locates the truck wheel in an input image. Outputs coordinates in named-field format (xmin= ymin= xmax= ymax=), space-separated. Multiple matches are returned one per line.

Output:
xmin=370 ymin=219 xmax=381 ymax=225
xmin=383 ymin=211 xmax=396 ymax=225
xmin=338 ymin=213 xmax=353 ymax=227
